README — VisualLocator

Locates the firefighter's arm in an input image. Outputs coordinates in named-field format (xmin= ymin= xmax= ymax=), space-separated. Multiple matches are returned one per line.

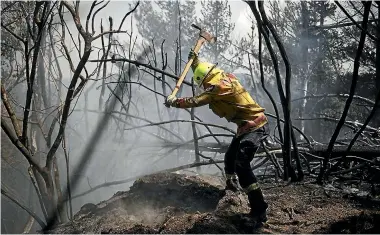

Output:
xmin=171 ymin=91 xmax=213 ymax=108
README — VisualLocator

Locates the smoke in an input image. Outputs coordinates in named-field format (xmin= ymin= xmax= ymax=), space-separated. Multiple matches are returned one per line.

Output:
xmin=5 ymin=1 xmax=372 ymax=233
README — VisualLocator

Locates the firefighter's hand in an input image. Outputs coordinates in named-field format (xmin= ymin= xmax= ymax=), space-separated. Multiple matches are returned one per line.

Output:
xmin=225 ymin=174 xmax=239 ymax=192
xmin=188 ymin=49 xmax=198 ymax=60
xmin=165 ymin=94 xmax=177 ymax=107
xmin=226 ymin=179 xmax=239 ymax=192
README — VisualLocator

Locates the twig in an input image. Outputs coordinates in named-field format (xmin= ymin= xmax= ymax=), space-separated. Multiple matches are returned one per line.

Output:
xmin=1 ymin=188 xmax=46 ymax=228
xmin=1 ymin=84 xmax=22 ymax=137
xmin=257 ymin=32 xmax=283 ymax=144
xmin=43 ymin=50 xmax=150 ymax=232
xmin=1 ymin=118 xmax=43 ymax=172
xmin=91 ymin=1 xmax=110 ymax=35
xmin=292 ymin=93 xmax=375 ymax=106
xmin=88 ymin=58 xmax=192 ymax=86
xmin=46 ymin=1 xmax=94 ymax=169
xmin=259 ymin=1 xmax=303 ymax=180
xmin=248 ymin=1 xmax=292 ymax=180
xmin=266 ymin=113 xmax=311 ymax=145
xmin=335 ymin=1 xmax=378 ymax=42
xmin=118 ymin=1 xmax=140 ymax=31
xmin=23 ymin=216 xmax=35 ymax=234
xmin=124 ymin=119 xmax=236 ymax=134
xmin=330 ymin=83 xmax=380 ymax=173
xmin=70 ymin=160 xmax=224 ymax=199
xmin=318 ymin=1 xmax=372 ymax=183
xmin=28 ymin=167 xmax=48 ymax=221
xmin=309 ymin=19 xmax=379 ymax=30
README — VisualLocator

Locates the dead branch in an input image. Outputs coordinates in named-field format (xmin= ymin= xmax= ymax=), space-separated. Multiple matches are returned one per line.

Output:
xmin=44 ymin=50 xmax=149 ymax=232
xmin=292 ymin=93 xmax=376 ymax=106
xmin=111 ymin=115 xmax=178 ymax=143
xmin=23 ymin=216 xmax=34 ymax=234
xmin=71 ymin=146 xmax=314 ymax=200
xmin=101 ymin=81 xmax=167 ymax=97
xmin=118 ymin=2 xmax=139 ymax=31
xmin=1 ymin=83 xmax=22 ymax=138
xmin=248 ymin=1 xmax=295 ymax=180
xmin=70 ymin=160 xmax=224 ymax=200
xmin=335 ymin=1 xmax=378 ymax=42
xmin=92 ymin=75 xmax=226 ymax=144
xmin=46 ymin=1 xmax=94 ymax=169
xmin=76 ymin=109 xmax=186 ymax=141
xmin=345 ymin=92 xmax=380 ymax=152
xmin=28 ymin=167 xmax=48 ymax=221
xmin=88 ymin=58 xmax=192 ymax=86
xmin=257 ymin=32 xmax=284 ymax=144
xmin=1 ymin=188 xmax=46 ymax=228
xmin=124 ymin=119 xmax=236 ymax=134
xmin=259 ymin=1 xmax=303 ymax=180
xmin=91 ymin=1 xmax=110 ymax=35
xmin=198 ymin=152 xmax=224 ymax=176
xmin=296 ymin=116 xmax=376 ymax=132
xmin=21 ymin=1 xmax=51 ymax=146
xmin=318 ymin=2 xmax=373 ymax=183
xmin=309 ymin=19 xmax=379 ymax=30
xmin=62 ymin=134 xmax=73 ymax=220
xmin=329 ymin=82 xmax=380 ymax=174
xmin=1 ymin=22 xmax=26 ymax=43
xmin=53 ymin=157 xmax=66 ymax=222
xmin=93 ymin=51 xmax=222 ymax=144
xmin=330 ymin=159 xmax=377 ymax=176
xmin=1 ymin=118 xmax=43 ymax=172
xmin=91 ymin=2 xmax=139 ymax=41
xmin=266 ymin=113 xmax=311 ymax=145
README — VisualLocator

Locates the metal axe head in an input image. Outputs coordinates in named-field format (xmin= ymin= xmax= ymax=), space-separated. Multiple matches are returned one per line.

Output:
xmin=191 ymin=24 xmax=216 ymax=43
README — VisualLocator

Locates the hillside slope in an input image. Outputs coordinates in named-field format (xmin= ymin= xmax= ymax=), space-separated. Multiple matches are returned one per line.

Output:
xmin=47 ymin=173 xmax=380 ymax=233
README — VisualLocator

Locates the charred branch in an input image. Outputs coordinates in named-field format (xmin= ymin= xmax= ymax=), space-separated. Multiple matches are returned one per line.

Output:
xmin=258 ymin=29 xmax=284 ymax=144
xmin=334 ymin=1 xmax=378 ymax=42
xmin=1 ymin=84 xmax=22 ymax=138
xmin=124 ymin=119 xmax=236 ymax=134
xmin=318 ymin=2 xmax=372 ymax=183
xmin=1 ymin=188 xmax=46 ymax=228
xmin=1 ymin=118 xmax=43 ymax=173
xmin=292 ymin=93 xmax=376 ymax=106
xmin=88 ymin=57 xmax=192 ymax=87
xmin=310 ymin=19 xmax=379 ymax=30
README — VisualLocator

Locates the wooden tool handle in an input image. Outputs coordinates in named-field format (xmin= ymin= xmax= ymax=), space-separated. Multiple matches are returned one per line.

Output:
xmin=170 ymin=38 xmax=205 ymax=97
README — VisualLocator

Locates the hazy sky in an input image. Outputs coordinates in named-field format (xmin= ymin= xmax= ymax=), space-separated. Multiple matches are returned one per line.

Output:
xmin=77 ymin=0 xmax=258 ymax=42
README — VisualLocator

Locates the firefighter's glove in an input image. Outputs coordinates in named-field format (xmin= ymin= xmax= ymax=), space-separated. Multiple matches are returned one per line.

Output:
xmin=165 ymin=94 xmax=177 ymax=107
xmin=188 ymin=49 xmax=198 ymax=60
xmin=225 ymin=174 xmax=239 ymax=192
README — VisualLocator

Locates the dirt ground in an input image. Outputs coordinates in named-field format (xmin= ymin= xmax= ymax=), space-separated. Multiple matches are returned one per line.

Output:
xmin=46 ymin=172 xmax=380 ymax=234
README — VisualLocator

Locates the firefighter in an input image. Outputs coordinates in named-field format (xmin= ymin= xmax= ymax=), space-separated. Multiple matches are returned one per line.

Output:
xmin=165 ymin=50 xmax=269 ymax=225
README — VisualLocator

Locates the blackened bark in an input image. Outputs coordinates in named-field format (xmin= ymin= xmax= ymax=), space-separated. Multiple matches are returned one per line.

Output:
xmin=317 ymin=1 xmax=372 ymax=183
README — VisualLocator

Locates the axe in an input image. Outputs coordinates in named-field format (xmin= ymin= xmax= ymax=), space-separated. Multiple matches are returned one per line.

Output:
xmin=166 ymin=24 xmax=216 ymax=105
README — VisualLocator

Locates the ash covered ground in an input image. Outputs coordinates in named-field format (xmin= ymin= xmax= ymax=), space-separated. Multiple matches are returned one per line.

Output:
xmin=46 ymin=172 xmax=380 ymax=234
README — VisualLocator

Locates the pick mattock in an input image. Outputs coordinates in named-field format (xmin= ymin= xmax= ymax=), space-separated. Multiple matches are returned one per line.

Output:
xmin=166 ymin=24 xmax=216 ymax=102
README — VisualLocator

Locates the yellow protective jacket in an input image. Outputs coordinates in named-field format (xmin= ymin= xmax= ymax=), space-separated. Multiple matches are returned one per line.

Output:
xmin=172 ymin=70 xmax=268 ymax=133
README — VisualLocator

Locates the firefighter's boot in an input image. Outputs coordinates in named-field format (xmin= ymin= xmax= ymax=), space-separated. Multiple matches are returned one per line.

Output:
xmin=247 ymin=187 xmax=268 ymax=225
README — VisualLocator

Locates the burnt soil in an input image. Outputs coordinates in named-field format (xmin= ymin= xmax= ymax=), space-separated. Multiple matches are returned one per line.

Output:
xmin=46 ymin=173 xmax=380 ymax=234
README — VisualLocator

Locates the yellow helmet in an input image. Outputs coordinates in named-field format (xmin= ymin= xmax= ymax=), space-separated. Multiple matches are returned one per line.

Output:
xmin=193 ymin=62 xmax=218 ymax=87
